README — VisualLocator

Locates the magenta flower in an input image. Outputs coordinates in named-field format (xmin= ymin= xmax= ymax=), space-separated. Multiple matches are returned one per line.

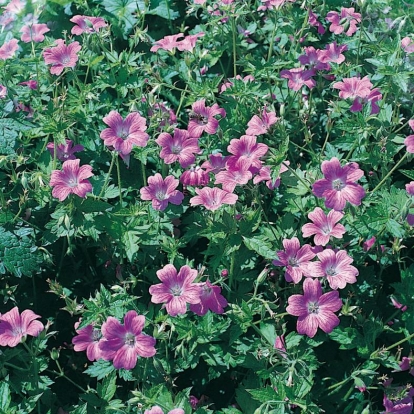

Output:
xmin=149 ymin=264 xmax=202 ymax=317
xmin=258 ymin=0 xmax=295 ymax=11
xmin=274 ymin=335 xmax=287 ymax=354
xmin=280 ymin=68 xmax=316 ymax=91
xmin=401 ymin=37 xmax=414 ymax=54
xmin=227 ymin=135 xmax=269 ymax=170
xmin=0 ymin=84 xmax=7 ymax=98
xmin=145 ymin=407 xmax=184 ymax=414
xmin=47 ymin=139 xmax=84 ymax=161
xmin=187 ymin=99 xmax=226 ymax=138
xmin=70 ymin=15 xmax=107 ymax=35
xmin=326 ymin=7 xmax=361 ymax=36
xmin=99 ymin=311 xmax=156 ymax=370
xmin=0 ymin=307 xmax=44 ymax=347
xmin=302 ymin=207 xmax=346 ymax=246
xmin=312 ymin=157 xmax=365 ymax=211
xmin=273 ymin=237 xmax=316 ymax=284
xmin=20 ymin=24 xmax=50 ymax=43
xmin=245 ymin=109 xmax=279 ymax=136
xmin=306 ymin=249 xmax=358 ymax=290
xmin=298 ymin=46 xmax=330 ymax=71
xmin=201 ymin=153 xmax=229 ymax=174
xmin=49 ymin=159 xmax=93 ymax=201
xmin=308 ymin=9 xmax=325 ymax=34
xmin=382 ymin=395 xmax=413 ymax=414
xmin=319 ymin=42 xmax=347 ymax=64
xmin=363 ymin=236 xmax=376 ymax=252
xmin=190 ymin=281 xmax=228 ymax=316
xmin=286 ymin=278 xmax=342 ymax=338
xmin=140 ymin=174 xmax=184 ymax=211
xmin=156 ymin=129 xmax=200 ymax=168
xmin=220 ymin=75 xmax=254 ymax=93
xmin=253 ymin=162 xmax=289 ymax=190
xmin=215 ymin=158 xmax=253 ymax=193
xmin=100 ymin=110 xmax=149 ymax=158
xmin=19 ymin=80 xmax=38 ymax=89
xmin=43 ymin=39 xmax=81 ymax=75
xmin=0 ymin=38 xmax=19 ymax=60
xmin=404 ymin=120 xmax=414 ymax=153
xmin=180 ymin=165 xmax=209 ymax=187
xmin=189 ymin=187 xmax=238 ymax=211
xmin=408 ymin=214 xmax=414 ymax=226
xmin=72 ymin=321 xmax=104 ymax=361
xmin=150 ymin=34 xmax=184 ymax=52
xmin=406 ymin=181 xmax=414 ymax=196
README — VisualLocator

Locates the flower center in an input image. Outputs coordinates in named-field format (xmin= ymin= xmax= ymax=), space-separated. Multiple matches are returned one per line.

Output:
xmin=307 ymin=301 xmax=319 ymax=314
xmin=332 ymin=178 xmax=345 ymax=191
xmin=61 ymin=54 xmax=71 ymax=65
xmin=67 ymin=174 xmax=78 ymax=188
xmin=155 ymin=190 xmax=166 ymax=200
xmin=288 ymin=257 xmax=298 ymax=267
xmin=171 ymin=145 xmax=182 ymax=154
xmin=118 ymin=127 xmax=129 ymax=139
xmin=125 ymin=332 xmax=135 ymax=346
xmin=326 ymin=266 xmax=337 ymax=276
xmin=92 ymin=328 xmax=101 ymax=342
xmin=170 ymin=285 xmax=182 ymax=296
xmin=321 ymin=224 xmax=332 ymax=235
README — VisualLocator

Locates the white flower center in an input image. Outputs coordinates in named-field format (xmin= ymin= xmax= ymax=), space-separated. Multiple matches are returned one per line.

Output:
xmin=125 ymin=332 xmax=135 ymax=346
xmin=307 ymin=301 xmax=319 ymax=314
xmin=332 ymin=178 xmax=345 ymax=191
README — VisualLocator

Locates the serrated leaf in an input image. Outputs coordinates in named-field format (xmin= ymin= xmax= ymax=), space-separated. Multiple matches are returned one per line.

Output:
xmin=243 ymin=236 xmax=275 ymax=259
xmin=97 ymin=371 xmax=116 ymax=401
xmin=84 ymin=359 xmax=115 ymax=380
xmin=122 ymin=231 xmax=140 ymax=262
xmin=248 ymin=386 xmax=279 ymax=403
xmin=74 ymin=197 xmax=112 ymax=213
xmin=400 ymin=169 xmax=414 ymax=180
xmin=0 ymin=381 xmax=11 ymax=411
xmin=147 ymin=0 xmax=179 ymax=20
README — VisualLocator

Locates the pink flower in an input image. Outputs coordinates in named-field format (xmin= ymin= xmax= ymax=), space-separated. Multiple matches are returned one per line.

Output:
xmin=145 ymin=407 xmax=184 ymax=414
xmin=306 ymin=249 xmax=358 ymax=290
xmin=155 ymin=128 xmax=200 ymax=168
xmin=99 ymin=311 xmax=156 ymax=370
xmin=302 ymin=207 xmax=346 ymax=246
xmin=201 ymin=153 xmax=229 ymax=174
xmin=308 ymin=9 xmax=325 ymax=34
xmin=150 ymin=34 xmax=184 ymax=52
xmin=100 ymin=111 xmax=149 ymax=160
xmin=0 ymin=38 xmax=19 ymax=60
xmin=273 ymin=237 xmax=316 ymax=284
xmin=148 ymin=102 xmax=177 ymax=130
xmin=0 ymin=307 xmax=44 ymax=347
xmin=220 ymin=75 xmax=254 ymax=93
xmin=319 ymin=42 xmax=347 ymax=64
xmin=70 ymin=15 xmax=107 ymax=35
xmin=47 ymin=139 xmax=84 ymax=161
xmin=140 ymin=174 xmax=184 ymax=211
xmin=258 ymin=0 xmax=295 ymax=11
xmin=246 ymin=109 xmax=279 ymax=136
xmin=253 ymin=162 xmax=289 ymax=190
xmin=404 ymin=120 xmax=414 ymax=153
xmin=72 ymin=321 xmax=104 ymax=361
xmin=227 ymin=135 xmax=268 ymax=170
xmin=391 ymin=296 xmax=407 ymax=312
xmin=19 ymin=80 xmax=37 ymax=89
xmin=190 ymin=280 xmax=228 ymax=316
xmin=0 ymin=84 xmax=7 ymax=98
xmin=149 ymin=264 xmax=202 ymax=317
xmin=280 ymin=68 xmax=316 ymax=91
xmin=43 ymin=39 xmax=81 ymax=75
xmin=286 ymin=278 xmax=342 ymax=338
xmin=49 ymin=159 xmax=93 ymax=201
xmin=312 ymin=157 xmax=365 ymax=211
xmin=274 ymin=335 xmax=287 ymax=358
xmin=189 ymin=187 xmax=238 ymax=210
xmin=407 ymin=182 xmax=414 ymax=195
xmin=188 ymin=99 xmax=226 ymax=138
xmin=401 ymin=37 xmax=414 ymax=54
xmin=180 ymin=165 xmax=209 ymax=187
xmin=215 ymin=158 xmax=253 ymax=193
xmin=177 ymin=32 xmax=204 ymax=52
xmin=363 ymin=236 xmax=376 ymax=252
xmin=20 ymin=23 xmax=50 ymax=43
xmin=298 ymin=46 xmax=330 ymax=71
xmin=3 ymin=0 xmax=24 ymax=13
xmin=326 ymin=7 xmax=361 ymax=37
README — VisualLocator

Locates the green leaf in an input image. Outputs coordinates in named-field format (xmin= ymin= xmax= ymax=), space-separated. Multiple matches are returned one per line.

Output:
xmin=243 ymin=236 xmax=275 ymax=259
xmin=84 ymin=360 xmax=115 ymax=380
xmin=97 ymin=371 xmax=116 ymax=402
xmin=0 ymin=118 xmax=32 ymax=155
xmin=329 ymin=327 xmax=364 ymax=350
xmin=148 ymin=0 xmax=179 ymax=20
xmin=0 ymin=382 xmax=11 ymax=412
xmin=74 ymin=197 xmax=113 ymax=213
xmin=100 ymin=0 xmax=144 ymax=34
xmin=248 ymin=386 xmax=279 ymax=403
xmin=0 ymin=227 xmax=43 ymax=277
xmin=122 ymin=230 xmax=140 ymax=262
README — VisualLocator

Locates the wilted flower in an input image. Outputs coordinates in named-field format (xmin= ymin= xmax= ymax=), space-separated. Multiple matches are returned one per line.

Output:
xmin=49 ymin=159 xmax=93 ymax=201
xmin=150 ymin=34 xmax=184 ymax=52
xmin=326 ymin=7 xmax=361 ymax=36
xmin=47 ymin=139 xmax=84 ymax=161
xmin=20 ymin=23 xmax=50 ymax=43
xmin=363 ymin=236 xmax=376 ymax=252
xmin=401 ymin=37 xmax=414 ymax=54
xmin=70 ymin=15 xmax=107 ymax=35
xmin=0 ymin=307 xmax=44 ymax=347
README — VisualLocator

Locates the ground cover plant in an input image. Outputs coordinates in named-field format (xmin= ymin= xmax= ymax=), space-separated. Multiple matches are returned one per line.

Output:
xmin=1 ymin=0 xmax=414 ymax=412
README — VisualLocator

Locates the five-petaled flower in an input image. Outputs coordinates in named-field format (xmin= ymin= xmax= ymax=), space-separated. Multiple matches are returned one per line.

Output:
xmin=43 ymin=39 xmax=81 ymax=75
xmin=99 ymin=311 xmax=156 ymax=370
xmin=20 ymin=24 xmax=50 ymax=43
xmin=273 ymin=237 xmax=316 ymax=284
xmin=149 ymin=264 xmax=202 ymax=317
xmin=189 ymin=186 xmax=238 ymax=210
xmin=326 ymin=7 xmax=361 ymax=37
xmin=280 ymin=67 xmax=316 ymax=91
xmin=47 ymin=139 xmax=84 ymax=161
xmin=140 ymin=173 xmax=184 ymax=211
xmin=312 ymin=157 xmax=365 ymax=211
xmin=49 ymin=159 xmax=94 ymax=201
xmin=245 ymin=109 xmax=279 ymax=136
xmin=70 ymin=15 xmax=107 ymax=35
xmin=187 ymin=99 xmax=226 ymax=138
xmin=72 ymin=320 xmax=104 ymax=362
xmin=301 ymin=207 xmax=346 ymax=246
xmin=286 ymin=278 xmax=342 ymax=338
xmin=0 ymin=307 xmax=44 ymax=347
xmin=0 ymin=38 xmax=19 ymax=60
xmin=190 ymin=280 xmax=228 ymax=316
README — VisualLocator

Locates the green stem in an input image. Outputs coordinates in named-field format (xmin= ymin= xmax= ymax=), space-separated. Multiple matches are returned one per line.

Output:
xmin=371 ymin=332 xmax=414 ymax=358
xmin=231 ymin=17 xmax=237 ymax=77
xmin=98 ymin=152 xmax=116 ymax=198
xmin=115 ymin=156 xmax=123 ymax=205
xmin=369 ymin=152 xmax=409 ymax=195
